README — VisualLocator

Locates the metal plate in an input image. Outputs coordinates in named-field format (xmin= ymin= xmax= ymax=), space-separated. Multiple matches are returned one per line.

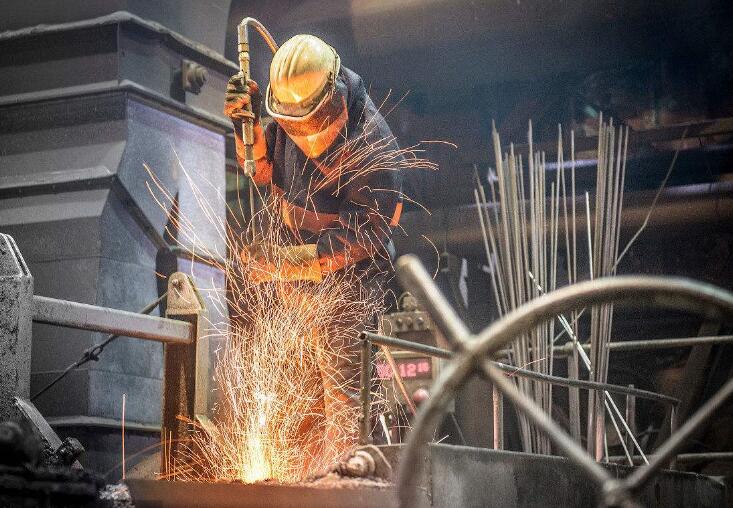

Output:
xmin=126 ymin=479 xmax=399 ymax=508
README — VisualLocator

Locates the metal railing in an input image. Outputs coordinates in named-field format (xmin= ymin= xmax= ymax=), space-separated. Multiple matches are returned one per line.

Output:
xmin=358 ymin=331 xmax=681 ymax=450
xmin=29 ymin=272 xmax=210 ymax=473
xmin=390 ymin=254 xmax=733 ymax=508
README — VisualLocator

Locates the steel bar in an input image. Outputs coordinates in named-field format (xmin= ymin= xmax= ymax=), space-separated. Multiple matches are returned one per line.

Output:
xmin=624 ymin=375 xmax=733 ymax=492
xmin=362 ymin=332 xmax=679 ymax=406
xmin=607 ymin=335 xmax=733 ymax=351
xmin=33 ymin=295 xmax=192 ymax=344
xmin=609 ymin=452 xmax=733 ymax=464
xmin=492 ymin=384 xmax=504 ymax=450
xmin=568 ymin=349 xmax=582 ymax=442
xmin=626 ymin=389 xmax=637 ymax=456
xmin=480 ymin=360 xmax=614 ymax=486
xmin=359 ymin=337 xmax=373 ymax=445
xmin=552 ymin=335 xmax=733 ymax=356
xmin=32 ymin=292 xmax=168 ymax=401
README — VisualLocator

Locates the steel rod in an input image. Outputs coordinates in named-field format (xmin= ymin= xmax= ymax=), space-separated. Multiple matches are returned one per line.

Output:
xmin=609 ymin=452 xmax=733 ymax=464
xmin=493 ymin=335 xmax=733 ymax=359
xmin=33 ymin=295 xmax=192 ymax=344
xmin=362 ymin=332 xmax=679 ymax=406
xmin=480 ymin=360 xmax=614 ymax=486
xmin=492 ymin=384 xmax=504 ymax=450
xmin=624 ymin=375 xmax=733 ymax=492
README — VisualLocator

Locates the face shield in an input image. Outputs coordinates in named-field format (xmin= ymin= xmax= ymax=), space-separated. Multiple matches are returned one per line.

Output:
xmin=265 ymin=65 xmax=348 ymax=159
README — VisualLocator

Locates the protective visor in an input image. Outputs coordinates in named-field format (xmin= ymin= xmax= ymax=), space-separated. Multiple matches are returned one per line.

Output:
xmin=265 ymin=69 xmax=348 ymax=140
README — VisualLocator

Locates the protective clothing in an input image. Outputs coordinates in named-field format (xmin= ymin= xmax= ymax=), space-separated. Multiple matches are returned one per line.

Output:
xmin=226 ymin=57 xmax=401 ymax=448
xmin=250 ymin=66 xmax=403 ymax=278
xmin=241 ymin=243 xmax=322 ymax=284
xmin=265 ymin=34 xmax=347 ymax=158
xmin=225 ymin=76 xmax=269 ymax=161
xmin=225 ymin=75 xmax=262 ymax=123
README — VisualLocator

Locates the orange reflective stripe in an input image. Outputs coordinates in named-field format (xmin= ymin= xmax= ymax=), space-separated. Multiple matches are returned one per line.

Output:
xmin=280 ymin=200 xmax=340 ymax=233
xmin=319 ymin=244 xmax=370 ymax=274
xmin=390 ymin=201 xmax=403 ymax=227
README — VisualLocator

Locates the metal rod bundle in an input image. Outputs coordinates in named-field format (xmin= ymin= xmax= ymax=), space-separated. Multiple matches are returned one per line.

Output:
xmin=474 ymin=118 xmax=629 ymax=457
xmin=473 ymin=122 xmax=562 ymax=453
xmin=586 ymin=117 xmax=629 ymax=460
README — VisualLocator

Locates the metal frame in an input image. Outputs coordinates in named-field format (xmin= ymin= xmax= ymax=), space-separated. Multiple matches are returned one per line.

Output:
xmin=28 ymin=270 xmax=208 ymax=474
xmin=393 ymin=254 xmax=733 ymax=508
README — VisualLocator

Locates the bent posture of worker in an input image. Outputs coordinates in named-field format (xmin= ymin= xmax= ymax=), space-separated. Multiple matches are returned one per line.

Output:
xmin=224 ymin=34 xmax=403 ymax=450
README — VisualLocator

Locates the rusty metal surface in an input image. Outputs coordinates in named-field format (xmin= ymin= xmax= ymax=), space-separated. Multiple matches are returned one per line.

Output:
xmin=126 ymin=479 xmax=399 ymax=508
xmin=161 ymin=272 xmax=209 ymax=475
xmin=14 ymin=397 xmax=83 ymax=469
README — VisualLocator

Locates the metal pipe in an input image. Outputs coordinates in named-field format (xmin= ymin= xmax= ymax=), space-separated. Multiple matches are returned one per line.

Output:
xmin=394 ymin=181 xmax=733 ymax=258
xmin=624 ymin=375 xmax=733 ymax=492
xmin=362 ymin=332 xmax=679 ymax=406
xmin=33 ymin=295 xmax=192 ymax=344
xmin=551 ymin=335 xmax=733 ymax=356
xmin=606 ymin=335 xmax=733 ymax=352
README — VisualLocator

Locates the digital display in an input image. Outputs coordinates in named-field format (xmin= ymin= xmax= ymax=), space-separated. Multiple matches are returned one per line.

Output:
xmin=375 ymin=357 xmax=432 ymax=380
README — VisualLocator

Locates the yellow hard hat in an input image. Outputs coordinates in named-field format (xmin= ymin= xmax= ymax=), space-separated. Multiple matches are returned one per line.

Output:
xmin=267 ymin=34 xmax=340 ymax=117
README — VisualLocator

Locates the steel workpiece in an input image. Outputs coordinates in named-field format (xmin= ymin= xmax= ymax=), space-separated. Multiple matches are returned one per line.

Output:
xmin=33 ymin=295 xmax=193 ymax=344
xmin=393 ymin=254 xmax=733 ymax=508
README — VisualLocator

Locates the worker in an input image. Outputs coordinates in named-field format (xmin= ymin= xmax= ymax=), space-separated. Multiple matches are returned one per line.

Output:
xmin=224 ymin=34 xmax=403 ymax=451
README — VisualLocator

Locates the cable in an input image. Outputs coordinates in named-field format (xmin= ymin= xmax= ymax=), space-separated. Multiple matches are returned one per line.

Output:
xmin=31 ymin=292 xmax=168 ymax=401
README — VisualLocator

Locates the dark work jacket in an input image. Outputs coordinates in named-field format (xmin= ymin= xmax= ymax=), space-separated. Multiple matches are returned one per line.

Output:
xmin=252 ymin=66 xmax=403 ymax=274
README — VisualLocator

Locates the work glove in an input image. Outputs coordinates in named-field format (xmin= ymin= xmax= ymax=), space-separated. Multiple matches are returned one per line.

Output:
xmin=241 ymin=243 xmax=323 ymax=284
xmin=224 ymin=73 xmax=262 ymax=123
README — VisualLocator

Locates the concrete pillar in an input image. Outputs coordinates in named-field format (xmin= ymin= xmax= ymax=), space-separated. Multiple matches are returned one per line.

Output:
xmin=0 ymin=234 xmax=33 ymax=421
xmin=0 ymin=1 xmax=233 ymax=475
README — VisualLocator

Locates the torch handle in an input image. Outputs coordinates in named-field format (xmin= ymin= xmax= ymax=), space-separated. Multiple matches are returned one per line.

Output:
xmin=237 ymin=23 xmax=257 ymax=178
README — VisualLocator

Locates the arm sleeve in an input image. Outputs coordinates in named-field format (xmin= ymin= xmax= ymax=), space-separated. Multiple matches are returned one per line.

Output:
xmin=234 ymin=120 xmax=276 ymax=186
xmin=316 ymin=133 xmax=403 ymax=273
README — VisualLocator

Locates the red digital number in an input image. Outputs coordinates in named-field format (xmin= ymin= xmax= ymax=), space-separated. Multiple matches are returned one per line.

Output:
xmin=406 ymin=363 xmax=417 ymax=378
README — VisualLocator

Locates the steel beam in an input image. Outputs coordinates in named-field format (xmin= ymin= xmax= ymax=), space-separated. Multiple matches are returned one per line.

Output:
xmin=33 ymin=295 xmax=192 ymax=344
xmin=161 ymin=272 xmax=209 ymax=477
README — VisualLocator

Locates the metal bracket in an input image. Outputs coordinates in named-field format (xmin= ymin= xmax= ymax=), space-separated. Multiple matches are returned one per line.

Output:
xmin=162 ymin=272 xmax=209 ymax=475
xmin=181 ymin=59 xmax=208 ymax=95
xmin=14 ymin=397 xmax=83 ymax=469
